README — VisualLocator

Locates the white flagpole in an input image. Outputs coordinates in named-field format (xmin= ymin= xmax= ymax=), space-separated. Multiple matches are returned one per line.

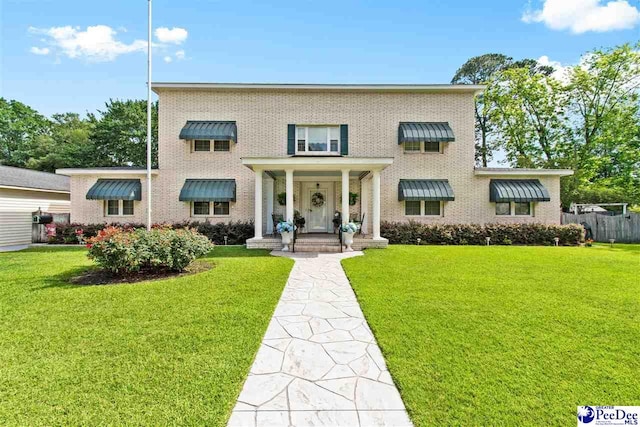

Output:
xmin=146 ymin=0 xmax=152 ymax=230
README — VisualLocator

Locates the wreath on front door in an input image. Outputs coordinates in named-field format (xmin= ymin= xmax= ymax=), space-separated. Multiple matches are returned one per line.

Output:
xmin=311 ymin=192 xmax=325 ymax=207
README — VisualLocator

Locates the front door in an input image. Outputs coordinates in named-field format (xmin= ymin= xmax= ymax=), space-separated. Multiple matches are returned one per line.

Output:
xmin=307 ymin=187 xmax=329 ymax=232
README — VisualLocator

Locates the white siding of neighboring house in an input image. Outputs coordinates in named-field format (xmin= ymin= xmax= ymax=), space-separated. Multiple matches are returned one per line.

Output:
xmin=0 ymin=187 xmax=70 ymax=248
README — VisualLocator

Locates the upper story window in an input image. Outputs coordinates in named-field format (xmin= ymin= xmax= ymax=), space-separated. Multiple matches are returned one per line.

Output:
xmin=192 ymin=139 xmax=230 ymax=152
xmin=403 ymin=141 xmax=443 ymax=153
xmin=296 ymin=126 xmax=340 ymax=155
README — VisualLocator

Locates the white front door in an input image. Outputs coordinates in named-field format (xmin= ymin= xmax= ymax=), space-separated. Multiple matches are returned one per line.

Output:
xmin=306 ymin=186 xmax=330 ymax=233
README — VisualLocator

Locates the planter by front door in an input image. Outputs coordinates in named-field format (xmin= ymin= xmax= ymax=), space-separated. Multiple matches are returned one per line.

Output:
xmin=306 ymin=186 xmax=330 ymax=233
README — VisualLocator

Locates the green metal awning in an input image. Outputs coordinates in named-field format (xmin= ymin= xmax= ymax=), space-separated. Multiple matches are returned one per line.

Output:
xmin=398 ymin=122 xmax=455 ymax=144
xmin=398 ymin=179 xmax=455 ymax=201
xmin=179 ymin=121 xmax=237 ymax=141
xmin=490 ymin=179 xmax=550 ymax=202
xmin=86 ymin=179 xmax=141 ymax=201
xmin=179 ymin=179 xmax=236 ymax=202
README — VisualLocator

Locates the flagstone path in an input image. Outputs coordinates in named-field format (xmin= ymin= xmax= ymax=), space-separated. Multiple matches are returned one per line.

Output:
xmin=228 ymin=251 xmax=412 ymax=427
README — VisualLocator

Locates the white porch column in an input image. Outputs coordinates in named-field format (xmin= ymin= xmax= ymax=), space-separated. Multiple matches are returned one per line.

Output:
xmin=254 ymin=169 xmax=263 ymax=239
xmin=372 ymin=170 xmax=381 ymax=239
xmin=341 ymin=169 xmax=350 ymax=224
xmin=285 ymin=169 xmax=294 ymax=222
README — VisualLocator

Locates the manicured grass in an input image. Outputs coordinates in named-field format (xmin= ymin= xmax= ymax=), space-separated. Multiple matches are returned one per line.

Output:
xmin=0 ymin=246 xmax=293 ymax=425
xmin=342 ymin=244 xmax=640 ymax=426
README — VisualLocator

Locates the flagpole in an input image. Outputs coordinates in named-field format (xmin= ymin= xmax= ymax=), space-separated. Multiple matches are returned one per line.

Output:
xmin=146 ymin=0 xmax=152 ymax=230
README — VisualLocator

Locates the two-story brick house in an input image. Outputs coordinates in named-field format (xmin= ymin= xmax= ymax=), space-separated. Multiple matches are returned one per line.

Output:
xmin=58 ymin=83 xmax=572 ymax=249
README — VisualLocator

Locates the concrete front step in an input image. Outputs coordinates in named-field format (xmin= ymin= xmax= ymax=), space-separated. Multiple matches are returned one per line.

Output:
xmin=294 ymin=245 xmax=343 ymax=253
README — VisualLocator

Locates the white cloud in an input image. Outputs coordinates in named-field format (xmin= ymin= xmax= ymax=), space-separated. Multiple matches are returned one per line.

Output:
xmin=522 ymin=0 xmax=640 ymax=33
xmin=30 ymin=46 xmax=50 ymax=55
xmin=163 ymin=55 xmax=172 ymax=63
xmin=29 ymin=25 xmax=147 ymax=62
xmin=537 ymin=55 xmax=574 ymax=83
xmin=175 ymin=49 xmax=186 ymax=60
xmin=154 ymin=27 xmax=187 ymax=44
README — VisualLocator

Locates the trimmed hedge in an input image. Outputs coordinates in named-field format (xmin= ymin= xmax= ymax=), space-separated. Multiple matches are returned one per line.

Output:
xmin=380 ymin=222 xmax=583 ymax=246
xmin=48 ymin=221 xmax=254 ymax=245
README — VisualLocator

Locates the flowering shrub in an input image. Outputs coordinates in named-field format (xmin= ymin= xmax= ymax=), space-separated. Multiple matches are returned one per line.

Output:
xmin=340 ymin=222 xmax=359 ymax=233
xmin=86 ymin=227 xmax=213 ymax=274
xmin=276 ymin=220 xmax=296 ymax=233
xmin=380 ymin=222 xmax=583 ymax=246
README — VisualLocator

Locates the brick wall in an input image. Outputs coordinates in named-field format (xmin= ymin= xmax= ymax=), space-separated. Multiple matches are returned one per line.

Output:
xmin=69 ymin=88 xmax=563 ymax=226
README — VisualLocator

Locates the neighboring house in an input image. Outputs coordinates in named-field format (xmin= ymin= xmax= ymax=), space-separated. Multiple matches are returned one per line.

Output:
xmin=58 ymin=83 xmax=572 ymax=249
xmin=0 ymin=165 xmax=70 ymax=250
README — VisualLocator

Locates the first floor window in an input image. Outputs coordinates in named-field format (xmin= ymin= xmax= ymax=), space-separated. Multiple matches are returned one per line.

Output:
xmin=424 ymin=141 xmax=440 ymax=152
xmin=495 ymin=202 xmax=533 ymax=216
xmin=194 ymin=140 xmax=211 ymax=151
xmin=515 ymin=202 xmax=531 ymax=216
xmin=213 ymin=140 xmax=230 ymax=151
xmin=191 ymin=201 xmax=230 ymax=216
xmin=405 ymin=200 xmax=421 ymax=216
xmin=214 ymin=202 xmax=230 ymax=215
xmin=424 ymin=201 xmax=441 ymax=216
xmin=404 ymin=141 xmax=421 ymax=152
xmin=495 ymin=202 xmax=510 ymax=216
xmin=122 ymin=200 xmax=134 ymax=216
xmin=106 ymin=200 xmax=119 ymax=216
xmin=105 ymin=200 xmax=134 ymax=216
xmin=193 ymin=201 xmax=210 ymax=215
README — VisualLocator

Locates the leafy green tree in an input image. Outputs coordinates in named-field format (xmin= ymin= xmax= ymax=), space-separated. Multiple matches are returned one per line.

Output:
xmin=452 ymin=54 xmax=513 ymax=166
xmin=0 ymin=98 xmax=52 ymax=168
xmin=564 ymin=43 xmax=640 ymax=206
xmin=27 ymin=113 xmax=99 ymax=172
xmin=485 ymin=67 xmax=569 ymax=168
xmin=89 ymin=99 xmax=158 ymax=168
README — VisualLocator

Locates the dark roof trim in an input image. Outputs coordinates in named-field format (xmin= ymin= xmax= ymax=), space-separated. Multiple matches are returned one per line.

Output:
xmin=398 ymin=122 xmax=455 ymax=144
xmin=86 ymin=179 xmax=141 ymax=201
xmin=490 ymin=179 xmax=550 ymax=202
xmin=179 ymin=179 xmax=236 ymax=202
xmin=398 ymin=179 xmax=455 ymax=201
xmin=179 ymin=121 xmax=237 ymax=142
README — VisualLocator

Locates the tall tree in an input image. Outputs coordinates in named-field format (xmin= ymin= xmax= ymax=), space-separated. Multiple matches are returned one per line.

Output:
xmin=0 ymin=98 xmax=51 ymax=168
xmin=89 ymin=99 xmax=158 ymax=167
xmin=484 ymin=67 xmax=568 ymax=168
xmin=27 ymin=113 xmax=98 ymax=172
xmin=564 ymin=43 xmax=640 ymax=205
xmin=452 ymin=54 xmax=513 ymax=166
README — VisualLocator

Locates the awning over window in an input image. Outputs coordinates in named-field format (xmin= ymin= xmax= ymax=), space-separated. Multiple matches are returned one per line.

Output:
xmin=86 ymin=179 xmax=141 ymax=200
xmin=179 ymin=179 xmax=236 ymax=202
xmin=398 ymin=122 xmax=455 ymax=144
xmin=398 ymin=179 xmax=455 ymax=201
xmin=490 ymin=179 xmax=550 ymax=202
xmin=179 ymin=121 xmax=237 ymax=141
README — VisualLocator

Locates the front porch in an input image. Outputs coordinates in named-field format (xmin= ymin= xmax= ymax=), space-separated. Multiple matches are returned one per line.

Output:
xmin=242 ymin=157 xmax=393 ymax=250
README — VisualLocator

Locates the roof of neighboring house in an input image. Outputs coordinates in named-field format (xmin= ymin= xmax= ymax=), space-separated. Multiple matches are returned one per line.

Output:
xmin=0 ymin=165 xmax=70 ymax=193
xmin=152 ymin=82 xmax=485 ymax=94
xmin=474 ymin=167 xmax=574 ymax=176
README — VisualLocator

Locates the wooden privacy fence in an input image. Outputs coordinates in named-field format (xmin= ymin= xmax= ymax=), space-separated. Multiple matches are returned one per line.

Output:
xmin=561 ymin=212 xmax=640 ymax=243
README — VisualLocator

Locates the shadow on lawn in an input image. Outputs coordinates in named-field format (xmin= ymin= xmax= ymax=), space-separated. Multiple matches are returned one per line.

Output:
xmin=591 ymin=243 xmax=640 ymax=254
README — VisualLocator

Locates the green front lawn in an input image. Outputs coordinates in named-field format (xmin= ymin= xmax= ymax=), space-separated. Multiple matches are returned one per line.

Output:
xmin=342 ymin=244 xmax=640 ymax=426
xmin=0 ymin=246 xmax=293 ymax=425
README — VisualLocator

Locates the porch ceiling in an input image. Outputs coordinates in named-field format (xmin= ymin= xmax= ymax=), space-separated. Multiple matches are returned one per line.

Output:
xmin=241 ymin=156 xmax=394 ymax=172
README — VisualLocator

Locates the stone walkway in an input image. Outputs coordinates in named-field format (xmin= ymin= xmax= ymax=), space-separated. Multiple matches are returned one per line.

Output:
xmin=228 ymin=251 xmax=412 ymax=427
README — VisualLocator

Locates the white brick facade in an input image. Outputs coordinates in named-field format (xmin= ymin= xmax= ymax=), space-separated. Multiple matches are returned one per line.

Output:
xmin=62 ymin=84 xmax=568 ymax=229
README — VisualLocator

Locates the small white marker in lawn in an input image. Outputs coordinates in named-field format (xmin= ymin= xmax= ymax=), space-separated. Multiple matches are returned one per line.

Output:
xmin=486 ymin=237 xmax=491 ymax=246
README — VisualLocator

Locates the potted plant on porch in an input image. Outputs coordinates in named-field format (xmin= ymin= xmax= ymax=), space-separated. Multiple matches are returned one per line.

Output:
xmin=276 ymin=220 xmax=297 ymax=251
xmin=340 ymin=222 xmax=359 ymax=251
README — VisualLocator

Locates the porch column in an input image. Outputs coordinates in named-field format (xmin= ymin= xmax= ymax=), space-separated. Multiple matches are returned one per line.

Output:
xmin=254 ymin=169 xmax=263 ymax=239
xmin=372 ymin=170 xmax=381 ymax=239
xmin=285 ymin=169 xmax=294 ymax=221
xmin=341 ymin=169 xmax=350 ymax=224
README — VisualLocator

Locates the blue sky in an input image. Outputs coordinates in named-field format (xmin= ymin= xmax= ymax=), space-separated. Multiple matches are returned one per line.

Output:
xmin=1 ymin=0 xmax=638 ymax=116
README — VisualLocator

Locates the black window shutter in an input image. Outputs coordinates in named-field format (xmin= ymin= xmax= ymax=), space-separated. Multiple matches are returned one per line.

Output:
xmin=340 ymin=124 xmax=348 ymax=155
xmin=287 ymin=124 xmax=296 ymax=155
